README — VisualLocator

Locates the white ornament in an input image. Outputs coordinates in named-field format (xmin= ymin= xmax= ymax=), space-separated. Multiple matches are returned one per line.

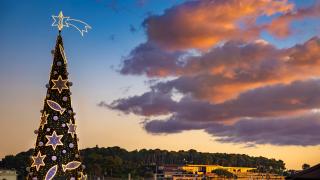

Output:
xmin=52 ymin=156 xmax=57 ymax=161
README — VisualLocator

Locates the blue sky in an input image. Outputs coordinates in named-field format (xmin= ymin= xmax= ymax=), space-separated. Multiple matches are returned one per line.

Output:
xmin=1 ymin=0 xmax=320 ymax=170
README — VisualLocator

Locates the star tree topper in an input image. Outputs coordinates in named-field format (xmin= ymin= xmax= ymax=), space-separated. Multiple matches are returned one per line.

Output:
xmin=52 ymin=11 xmax=91 ymax=36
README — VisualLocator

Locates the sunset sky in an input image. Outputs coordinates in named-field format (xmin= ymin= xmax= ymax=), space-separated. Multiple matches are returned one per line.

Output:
xmin=1 ymin=0 xmax=320 ymax=170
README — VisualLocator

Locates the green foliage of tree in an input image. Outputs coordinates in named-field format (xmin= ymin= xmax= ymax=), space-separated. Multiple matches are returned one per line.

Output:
xmin=0 ymin=146 xmax=286 ymax=179
xmin=212 ymin=168 xmax=236 ymax=178
xmin=302 ymin=163 xmax=310 ymax=170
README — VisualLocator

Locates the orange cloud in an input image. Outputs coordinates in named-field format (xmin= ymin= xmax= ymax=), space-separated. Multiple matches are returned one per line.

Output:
xmin=144 ymin=0 xmax=293 ymax=50
xmin=267 ymin=3 xmax=320 ymax=38
xmin=122 ymin=37 xmax=320 ymax=103
xmin=109 ymin=0 xmax=320 ymax=147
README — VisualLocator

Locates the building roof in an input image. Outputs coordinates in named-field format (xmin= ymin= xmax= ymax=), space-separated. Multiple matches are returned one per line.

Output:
xmin=286 ymin=164 xmax=320 ymax=180
xmin=0 ymin=169 xmax=17 ymax=176
xmin=184 ymin=164 xmax=256 ymax=170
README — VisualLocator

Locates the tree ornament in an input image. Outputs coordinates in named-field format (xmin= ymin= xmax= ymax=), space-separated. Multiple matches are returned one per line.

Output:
xmin=51 ymin=156 xmax=57 ymax=161
xmin=47 ymin=100 xmax=66 ymax=114
xmin=31 ymin=151 xmax=46 ymax=171
xmin=62 ymin=161 xmax=81 ymax=172
xmin=67 ymin=119 xmax=77 ymax=138
xmin=51 ymin=75 xmax=68 ymax=93
xmin=40 ymin=112 xmax=49 ymax=130
xmin=46 ymin=131 xmax=63 ymax=150
xmin=79 ymin=172 xmax=87 ymax=180
xmin=51 ymin=11 xmax=91 ymax=36
xmin=53 ymin=116 xmax=58 ymax=121
xmin=59 ymin=44 xmax=68 ymax=64
xmin=44 ymin=165 xmax=58 ymax=180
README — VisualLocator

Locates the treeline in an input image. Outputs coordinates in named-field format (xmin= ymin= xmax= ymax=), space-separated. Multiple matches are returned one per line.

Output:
xmin=0 ymin=146 xmax=285 ymax=179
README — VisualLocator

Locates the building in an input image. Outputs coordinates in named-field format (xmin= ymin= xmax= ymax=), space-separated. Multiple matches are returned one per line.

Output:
xmin=181 ymin=164 xmax=256 ymax=175
xmin=0 ymin=169 xmax=17 ymax=180
xmin=157 ymin=164 xmax=285 ymax=179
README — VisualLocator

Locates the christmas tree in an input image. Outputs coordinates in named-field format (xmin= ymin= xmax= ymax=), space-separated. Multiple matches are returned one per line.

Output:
xmin=27 ymin=32 xmax=86 ymax=180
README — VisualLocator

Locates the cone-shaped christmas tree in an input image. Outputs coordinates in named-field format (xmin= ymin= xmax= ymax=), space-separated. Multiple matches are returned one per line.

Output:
xmin=28 ymin=33 xmax=86 ymax=180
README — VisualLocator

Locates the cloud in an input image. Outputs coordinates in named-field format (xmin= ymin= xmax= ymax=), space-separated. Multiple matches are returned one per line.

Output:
xmin=120 ymin=42 xmax=184 ymax=76
xmin=129 ymin=24 xmax=137 ymax=33
xmin=108 ymin=79 xmax=320 ymax=146
xmin=121 ymin=37 xmax=320 ymax=102
xmin=143 ymin=0 xmax=293 ymax=50
xmin=103 ymin=0 xmax=320 ymax=146
xmin=100 ymin=91 xmax=177 ymax=116
xmin=144 ymin=113 xmax=320 ymax=146
xmin=267 ymin=3 xmax=320 ymax=38
xmin=206 ymin=113 xmax=320 ymax=146
xmin=110 ymin=79 xmax=320 ymax=122
xmin=144 ymin=119 xmax=212 ymax=134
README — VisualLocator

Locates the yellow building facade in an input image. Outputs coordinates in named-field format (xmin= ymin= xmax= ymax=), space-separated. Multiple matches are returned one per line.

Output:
xmin=181 ymin=164 xmax=256 ymax=175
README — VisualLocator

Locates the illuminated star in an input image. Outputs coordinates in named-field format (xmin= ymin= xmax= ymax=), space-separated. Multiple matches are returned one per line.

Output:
xmin=51 ymin=75 xmax=68 ymax=93
xmin=46 ymin=131 xmax=63 ymax=150
xmin=67 ymin=119 xmax=77 ymax=138
xmin=40 ymin=112 xmax=49 ymax=130
xmin=31 ymin=151 xmax=46 ymax=171
xmin=52 ymin=11 xmax=68 ymax=31
xmin=78 ymin=172 xmax=87 ymax=180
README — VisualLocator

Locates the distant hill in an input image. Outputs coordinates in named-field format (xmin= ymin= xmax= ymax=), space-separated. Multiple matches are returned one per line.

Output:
xmin=0 ymin=146 xmax=285 ymax=179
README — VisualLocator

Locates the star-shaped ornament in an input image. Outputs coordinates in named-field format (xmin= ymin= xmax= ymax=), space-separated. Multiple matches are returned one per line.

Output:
xmin=78 ymin=172 xmax=87 ymax=180
xmin=51 ymin=75 xmax=68 ymax=93
xmin=52 ymin=11 xmax=68 ymax=31
xmin=31 ymin=151 xmax=46 ymax=171
xmin=46 ymin=131 xmax=63 ymax=150
xmin=40 ymin=112 xmax=49 ymax=130
xmin=67 ymin=119 xmax=77 ymax=138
